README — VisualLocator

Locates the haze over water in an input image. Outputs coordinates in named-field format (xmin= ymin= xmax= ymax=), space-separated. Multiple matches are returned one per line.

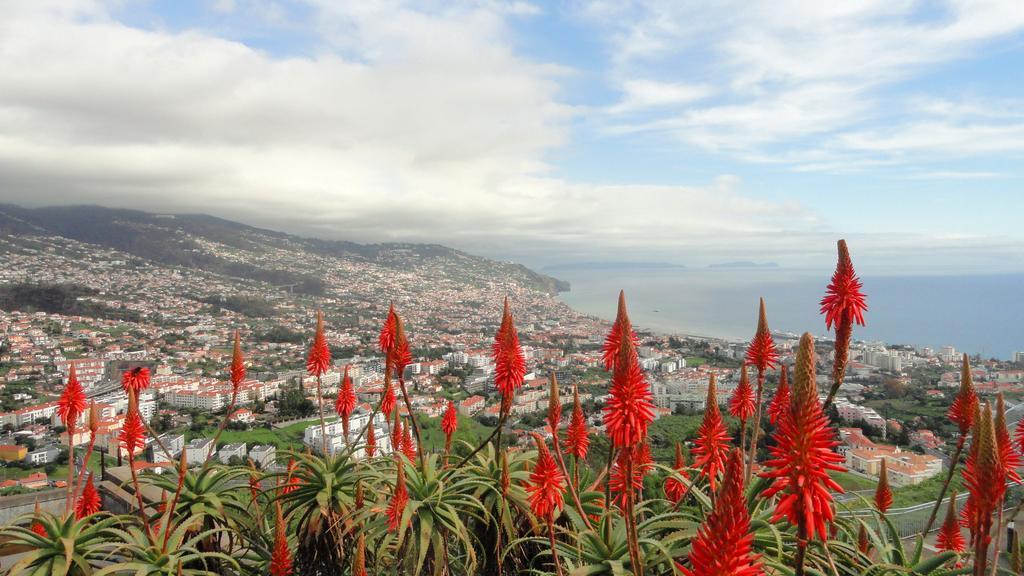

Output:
xmin=552 ymin=267 xmax=1024 ymax=360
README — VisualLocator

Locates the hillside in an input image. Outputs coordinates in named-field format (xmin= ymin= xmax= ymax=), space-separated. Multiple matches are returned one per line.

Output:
xmin=0 ymin=204 xmax=568 ymax=297
xmin=0 ymin=204 xmax=581 ymax=345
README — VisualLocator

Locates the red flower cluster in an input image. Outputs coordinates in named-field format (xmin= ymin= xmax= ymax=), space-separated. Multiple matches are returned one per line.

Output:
xmin=401 ymin=422 xmax=417 ymax=462
xmin=121 ymin=366 xmax=150 ymax=394
xmin=57 ymin=363 xmax=87 ymax=431
xmin=767 ymin=367 xmax=790 ymax=425
xmin=935 ymin=491 xmax=965 ymax=553
xmin=120 ymin=402 xmax=147 ymax=457
xmin=493 ymin=298 xmax=526 ymax=401
xmin=270 ymin=503 xmax=292 ymax=576
xmin=819 ymin=240 xmax=867 ymax=330
xmin=526 ymin=434 xmax=565 ymax=521
xmin=682 ymin=449 xmax=762 ymax=576
xmin=691 ymin=374 xmax=732 ymax=493
xmin=961 ymin=403 xmax=1003 ymax=558
xmin=948 ymin=355 xmax=979 ymax=436
xmin=306 ymin=311 xmax=331 ymax=377
xmin=874 ymin=459 xmax=892 ymax=514
xmin=761 ymin=333 xmax=845 ymax=542
xmin=74 ymin=473 xmax=101 ymax=519
xmin=230 ymin=329 xmax=246 ymax=390
xmin=995 ymin=394 xmax=1022 ymax=485
xmin=602 ymin=290 xmax=638 ymax=371
xmin=728 ymin=366 xmax=755 ymax=421
xmin=387 ymin=310 xmax=413 ymax=378
xmin=602 ymin=293 xmax=654 ymax=449
xmin=379 ymin=303 xmax=397 ymax=353
xmin=335 ymin=365 xmax=356 ymax=432
xmin=819 ymin=240 xmax=867 ymax=390
xmin=387 ymin=457 xmax=409 ymax=532
xmin=664 ymin=442 xmax=690 ymax=504
xmin=744 ymin=298 xmax=778 ymax=373
xmin=565 ymin=385 xmax=589 ymax=460
xmin=441 ymin=400 xmax=458 ymax=440
xmin=610 ymin=443 xmax=652 ymax=508
xmin=380 ymin=371 xmax=396 ymax=417
xmin=365 ymin=424 xmax=377 ymax=458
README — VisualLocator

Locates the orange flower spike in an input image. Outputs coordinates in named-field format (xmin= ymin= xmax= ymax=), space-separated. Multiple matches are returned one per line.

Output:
xmin=948 ymin=354 xmax=978 ymax=436
xmin=306 ymin=310 xmax=331 ymax=377
xmin=760 ymin=333 xmax=846 ymax=542
xmin=230 ymin=329 xmax=245 ymax=390
xmin=682 ymin=449 xmax=762 ymax=576
xmin=269 ymin=502 xmax=292 ymax=576
xmin=526 ymin=433 xmax=566 ymax=521
xmin=565 ymin=384 xmax=590 ymax=460
xmin=874 ymin=459 xmax=893 ymax=514
xmin=691 ymin=374 xmax=732 ymax=493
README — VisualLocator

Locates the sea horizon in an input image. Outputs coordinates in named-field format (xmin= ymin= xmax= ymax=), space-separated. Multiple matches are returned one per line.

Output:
xmin=551 ymin=265 xmax=1024 ymax=360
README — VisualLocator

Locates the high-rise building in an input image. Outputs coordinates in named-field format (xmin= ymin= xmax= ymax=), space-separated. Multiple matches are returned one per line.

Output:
xmin=1013 ymin=351 xmax=1024 ymax=364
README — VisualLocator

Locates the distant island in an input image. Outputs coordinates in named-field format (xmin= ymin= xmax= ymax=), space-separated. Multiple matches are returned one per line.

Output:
xmin=544 ymin=261 xmax=686 ymax=271
xmin=707 ymin=261 xmax=779 ymax=269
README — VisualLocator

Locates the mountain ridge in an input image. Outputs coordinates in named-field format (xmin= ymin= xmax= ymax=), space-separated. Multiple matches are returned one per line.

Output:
xmin=0 ymin=204 xmax=569 ymax=296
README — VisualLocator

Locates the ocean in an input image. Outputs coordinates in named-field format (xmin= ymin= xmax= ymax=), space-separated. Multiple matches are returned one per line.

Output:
xmin=550 ymin=267 xmax=1024 ymax=360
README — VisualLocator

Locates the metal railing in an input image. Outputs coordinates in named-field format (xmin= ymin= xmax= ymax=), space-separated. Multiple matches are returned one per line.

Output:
xmin=837 ymin=481 xmax=1024 ymax=539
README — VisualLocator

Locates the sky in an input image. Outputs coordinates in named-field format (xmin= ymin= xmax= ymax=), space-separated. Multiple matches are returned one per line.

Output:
xmin=1 ymin=1 xmax=1024 ymax=273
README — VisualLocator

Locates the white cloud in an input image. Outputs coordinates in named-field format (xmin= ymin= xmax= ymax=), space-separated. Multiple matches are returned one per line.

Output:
xmin=0 ymin=0 xmax=838 ymax=265
xmin=586 ymin=0 xmax=1024 ymax=167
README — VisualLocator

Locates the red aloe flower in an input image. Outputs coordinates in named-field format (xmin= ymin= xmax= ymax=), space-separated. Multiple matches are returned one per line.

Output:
xmin=935 ymin=490 xmax=966 ymax=553
xmin=401 ymin=421 xmax=417 ymax=461
xmin=609 ymin=442 xmax=652 ymax=508
xmin=380 ymin=372 xmax=396 ymax=417
xmin=602 ymin=294 xmax=654 ymax=448
xmin=819 ymin=240 xmax=867 ymax=394
xmin=745 ymin=298 xmax=779 ymax=373
xmin=691 ymin=374 xmax=732 ymax=493
xmin=353 ymin=532 xmax=367 ymax=576
xmin=948 ymin=354 xmax=978 ymax=436
xmin=602 ymin=290 xmax=638 ymax=371
xmin=995 ymin=393 xmax=1022 ymax=484
xmin=230 ymin=329 xmax=246 ymax=390
xmin=120 ymin=403 xmax=147 ymax=457
xmin=390 ymin=313 xmax=413 ymax=378
xmin=306 ymin=311 xmax=332 ymax=377
xmin=767 ymin=367 xmax=790 ymax=425
xmin=961 ymin=403 xmax=1003 ymax=566
xmin=874 ymin=459 xmax=893 ymax=514
xmin=282 ymin=458 xmax=299 ymax=495
xmin=441 ymin=400 xmax=458 ymax=447
xmin=681 ymin=449 xmax=762 ymax=576
xmin=365 ymin=423 xmax=377 ymax=458
xmin=547 ymin=373 xmax=562 ymax=433
xmin=526 ymin=433 xmax=565 ymax=521
xmin=391 ymin=413 xmax=403 ymax=456
xmin=57 ymin=363 xmax=87 ymax=432
xmin=760 ymin=332 xmax=846 ymax=542
xmin=121 ymin=366 xmax=151 ymax=394
xmin=379 ymin=303 xmax=397 ymax=353
xmin=857 ymin=522 xmax=870 ymax=555
xmin=387 ymin=457 xmax=409 ymax=532
xmin=664 ymin=442 xmax=690 ymax=504
xmin=565 ymin=385 xmax=590 ymax=460
xmin=820 ymin=239 xmax=867 ymax=329
xmin=729 ymin=366 xmax=755 ymax=421
xmin=74 ymin=474 xmax=101 ymax=519
xmin=493 ymin=297 xmax=526 ymax=401
xmin=30 ymin=502 xmax=46 ymax=537
xmin=335 ymin=365 xmax=356 ymax=437
xmin=270 ymin=503 xmax=292 ymax=576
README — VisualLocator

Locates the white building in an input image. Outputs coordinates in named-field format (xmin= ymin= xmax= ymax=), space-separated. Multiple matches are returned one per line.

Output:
xmin=185 ymin=438 xmax=215 ymax=467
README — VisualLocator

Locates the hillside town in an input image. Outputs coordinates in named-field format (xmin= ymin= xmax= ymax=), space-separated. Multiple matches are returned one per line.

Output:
xmin=1 ymin=231 xmax=1024 ymax=499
